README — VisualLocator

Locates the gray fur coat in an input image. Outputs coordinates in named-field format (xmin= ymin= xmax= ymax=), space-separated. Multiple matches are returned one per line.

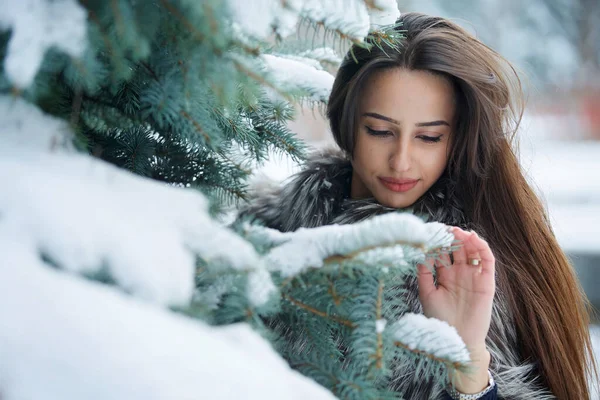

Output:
xmin=240 ymin=149 xmax=554 ymax=399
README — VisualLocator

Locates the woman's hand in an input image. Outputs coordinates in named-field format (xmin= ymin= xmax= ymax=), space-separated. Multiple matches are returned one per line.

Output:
xmin=416 ymin=227 xmax=496 ymax=393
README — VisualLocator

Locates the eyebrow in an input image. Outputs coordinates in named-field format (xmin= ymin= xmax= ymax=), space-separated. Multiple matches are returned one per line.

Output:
xmin=362 ymin=112 xmax=450 ymax=127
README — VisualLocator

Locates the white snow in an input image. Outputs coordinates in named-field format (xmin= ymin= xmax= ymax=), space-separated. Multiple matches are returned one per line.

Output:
xmin=226 ymin=0 xmax=399 ymax=42
xmin=0 ymin=95 xmax=74 ymax=150
xmin=298 ymin=47 xmax=343 ymax=68
xmin=265 ymin=213 xmax=453 ymax=277
xmin=376 ymin=318 xmax=388 ymax=333
xmin=247 ymin=267 xmax=277 ymax=306
xmin=390 ymin=313 xmax=471 ymax=366
xmin=0 ymin=244 xmax=336 ymax=400
xmin=262 ymin=54 xmax=335 ymax=103
xmin=0 ymin=0 xmax=87 ymax=88
xmin=227 ymin=0 xmax=302 ymax=39
xmin=273 ymin=0 xmax=305 ymax=38
xmin=0 ymin=100 xmax=265 ymax=306
xmin=367 ymin=0 xmax=401 ymax=28
xmin=301 ymin=0 xmax=371 ymax=43
xmin=352 ymin=245 xmax=409 ymax=268
xmin=0 ymin=151 xmax=265 ymax=306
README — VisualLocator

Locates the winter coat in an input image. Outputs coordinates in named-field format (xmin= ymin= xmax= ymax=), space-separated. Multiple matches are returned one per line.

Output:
xmin=239 ymin=148 xmax=554 ymax=400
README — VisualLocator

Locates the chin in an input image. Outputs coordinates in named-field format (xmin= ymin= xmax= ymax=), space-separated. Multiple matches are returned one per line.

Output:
xmin=376 ymin=194 xmax=416 ymax=210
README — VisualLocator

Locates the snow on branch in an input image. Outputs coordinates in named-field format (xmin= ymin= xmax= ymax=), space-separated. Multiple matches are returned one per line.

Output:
xmin=0 ymin=247 xmax=336 ymax=400
xmin=227 ymin=0 xmax=302 ymax=40
xmin=301 ymin=0 xmax=369 ymax=43
xmin=365 ymin=0 xmax=401 ymax=28
xmin=262 ymin=213 xmax=454 ymax=277
xmin=262 ymin=54 xmax=335 ymax=103
xmin=298 ymin=47 xmax=343 ymax=69
xmin=0 ymin=0 xmax=88 ymax=88
xmin=390 ymin=313 xmax=471 ymax=369
xmin=0 ymin=95 xmax=74 ymax=151
xmin=0 ymin=98 xmax=264 ymax=306
xmin=228 ymin=0 xmax=400 ymax=43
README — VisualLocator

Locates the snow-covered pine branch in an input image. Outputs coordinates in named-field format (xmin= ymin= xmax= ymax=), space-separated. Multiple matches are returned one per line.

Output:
xmin=0 ymin=245 xmax=336 ymax=400
xmin=365 ymin=0 xmax=402 ymax=28
xmin=227 ymin=0 xmax=303 ymax=40
xmin=0 ymin=0 xmax=88 ymax=88
xmin=226 ymin=0 xmax=401 ymax=108
xmin=298 ymin=47 xmax=343 ymax=68
xmin=246 ymin=213 xmax=454 ymax=277
xmin=261 ymin=54 xmax=335 ymax=103
xmin=228 ymin=0 xmax=401 ymax=43
xmin=300 ymin=0 xmax=371 ymax=44
xmin=390 ymin=313 xmax=471 ymax=375
xmin=0 ymin=96 xmax=268 ymax=307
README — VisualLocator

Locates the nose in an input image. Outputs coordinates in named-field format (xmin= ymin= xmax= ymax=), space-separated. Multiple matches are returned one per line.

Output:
xmin=389 ymin=139 xmax=412 ymax=172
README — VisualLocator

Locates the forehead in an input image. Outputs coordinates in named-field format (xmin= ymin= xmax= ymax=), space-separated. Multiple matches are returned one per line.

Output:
xmin=358 ymin=68 xmax=456 ymax=123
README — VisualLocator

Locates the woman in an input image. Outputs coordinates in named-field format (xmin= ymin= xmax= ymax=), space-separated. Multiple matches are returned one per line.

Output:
xmin=241 ymin=13 xmax=597 ymax=399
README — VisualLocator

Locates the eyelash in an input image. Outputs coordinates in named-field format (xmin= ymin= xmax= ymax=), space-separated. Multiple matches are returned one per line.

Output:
xmin=364 ymin=126 xmax=443 ymax=143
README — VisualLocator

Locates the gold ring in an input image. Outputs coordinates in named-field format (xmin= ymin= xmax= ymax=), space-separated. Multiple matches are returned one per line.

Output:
xmin=468 ymin=258 xmax=481 ymax=266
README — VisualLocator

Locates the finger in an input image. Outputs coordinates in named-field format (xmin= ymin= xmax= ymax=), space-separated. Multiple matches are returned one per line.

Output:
xmin=463 ymin=232 xmax=495 ymax=275
xmin=432 ymin=251 xmax=452 ymax=280
xmin=416 ymin=262 xmax=436 ymax=298
xmin=449 ymin=227 xmax=473 ymax=265
xmin=437 ymin=251 xmax=452 ymax=268
xmin=465 ymin=246 xmax=482 ymax=271
xmin=466 ymin=253 xmax=483 ymax=274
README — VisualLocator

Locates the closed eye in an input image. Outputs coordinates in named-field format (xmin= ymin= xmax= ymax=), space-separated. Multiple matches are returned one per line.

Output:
xmin=365 ymin=126 xmax=393 ymax=137
xmin=418 ymin=135 xmax=443 ymax=143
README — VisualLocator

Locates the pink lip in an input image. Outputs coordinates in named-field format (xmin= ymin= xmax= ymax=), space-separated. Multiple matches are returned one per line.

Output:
xmin=378 ymin=177 xmax=419 ymax=193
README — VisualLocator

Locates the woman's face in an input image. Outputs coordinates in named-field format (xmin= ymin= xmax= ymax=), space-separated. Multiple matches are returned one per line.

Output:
xmin=350 ymin=68 xmax=455 ymax=209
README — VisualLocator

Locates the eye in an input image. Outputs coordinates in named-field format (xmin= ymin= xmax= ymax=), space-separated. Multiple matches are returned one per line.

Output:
xmin=365 ymin=126 xmax=393 ymax=137
xmin=418 ymin=134 xmax=443 ymax=143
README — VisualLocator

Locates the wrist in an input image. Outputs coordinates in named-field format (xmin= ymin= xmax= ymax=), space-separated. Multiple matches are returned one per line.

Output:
xmin=449 ymin=348 xmax=490 ymax=393
xmin=446 ymin=369 xmax=496 ymax=400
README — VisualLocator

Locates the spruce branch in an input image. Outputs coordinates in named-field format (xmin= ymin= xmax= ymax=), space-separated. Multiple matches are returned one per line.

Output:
xmin=179 ymin=109 xmax=211 ymax=144
xmin=391 ymin=313 xmax=471 ymax=375
xmin=282 ymin=293 xmax=356 ymax=328
xmin=110 ymin=0 xmax=126 ymax=43
xmin=324 ymin=240 xmax=428 ymax=265
xmin=158 ymin=0 xmax=211 ymax=49
xmin=393 ymin=341 xmax=469 ymax=372
xmin=327 ymin=277 xmax=344 ymax=306
xmin=232 ymin=58 xmax=294 ymax=102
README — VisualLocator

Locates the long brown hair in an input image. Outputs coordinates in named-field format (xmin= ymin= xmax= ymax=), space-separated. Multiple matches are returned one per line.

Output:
xmin=327 ymin=12 xmax=598 ymax=399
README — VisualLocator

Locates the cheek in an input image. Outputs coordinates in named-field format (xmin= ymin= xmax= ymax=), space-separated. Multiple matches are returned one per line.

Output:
xmin=429 ymin=149 xmax=449 ymax=176
xmin=415 ymin=147 xmax=447 ymax=179
xmin=354 ymin=138 xmax=382 ymax=172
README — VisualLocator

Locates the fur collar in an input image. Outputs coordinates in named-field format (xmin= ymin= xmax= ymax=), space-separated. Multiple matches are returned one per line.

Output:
xmin=240 ymin=149 xmax=554 ymax=399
